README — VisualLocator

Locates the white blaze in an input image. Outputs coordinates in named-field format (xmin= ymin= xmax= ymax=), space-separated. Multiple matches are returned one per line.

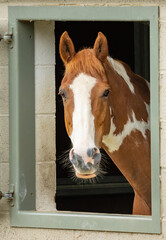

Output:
xmin=70 ymin=73 xmax=97 ymax=155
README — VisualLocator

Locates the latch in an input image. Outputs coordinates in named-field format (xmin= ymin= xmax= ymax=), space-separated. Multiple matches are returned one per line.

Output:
xmin=0 ymin=184 xmax=15 ymax=207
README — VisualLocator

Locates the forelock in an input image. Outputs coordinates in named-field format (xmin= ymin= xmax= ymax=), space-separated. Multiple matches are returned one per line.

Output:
xmin=65 ymin=49 xmax=106 ymax=78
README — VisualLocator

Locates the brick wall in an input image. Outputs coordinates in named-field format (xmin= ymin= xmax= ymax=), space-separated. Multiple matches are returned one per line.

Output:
xmin=35 ymin=21 xmax=56 ymax=211
xmin=0 ymin=1 xmax=166 ymax=239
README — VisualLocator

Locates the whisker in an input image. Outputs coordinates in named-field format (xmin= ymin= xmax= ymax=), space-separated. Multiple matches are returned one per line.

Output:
xmin=70 ymin=174 xmax=78 ymax=183
xmin=56 ymin=148 xmax=75 ymax=175
xmin=56 ymin=149 xmax=71 ymax=161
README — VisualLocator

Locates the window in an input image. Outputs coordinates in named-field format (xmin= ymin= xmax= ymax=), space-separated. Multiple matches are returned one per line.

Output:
xmin=9 ymin=6 xmax=160 ymax=233
xmin=55 ymin=21 xmax=149 ymax=214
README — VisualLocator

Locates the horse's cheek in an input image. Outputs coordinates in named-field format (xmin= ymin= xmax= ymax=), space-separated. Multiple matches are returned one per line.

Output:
xmin=104 ymin=106 xmax=111 ymax=135
xmin=64 ymin=108 xmax=73 ymax=137
xmin=94 ymin=116 xmax=106 ymax=147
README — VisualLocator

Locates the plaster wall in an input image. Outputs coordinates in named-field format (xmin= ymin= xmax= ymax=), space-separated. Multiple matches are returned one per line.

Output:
xmin=0 ymin=1 xmax=166 ymax=239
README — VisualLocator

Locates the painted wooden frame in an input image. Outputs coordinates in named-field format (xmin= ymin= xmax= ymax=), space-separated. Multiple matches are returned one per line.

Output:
xmin=9 ymin=6 xmax=160 ymax=233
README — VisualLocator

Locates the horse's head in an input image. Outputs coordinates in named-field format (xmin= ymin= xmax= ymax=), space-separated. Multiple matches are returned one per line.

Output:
xmin=59 ymin=31 xmax=111 ymax=179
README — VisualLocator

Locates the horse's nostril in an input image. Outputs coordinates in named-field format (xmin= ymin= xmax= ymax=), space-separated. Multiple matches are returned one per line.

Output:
xmin=77 ymin=158 xmax=85 ymax=168
xmin=93 ymin=147 xmax=97 ymax=152
xmin=87 ymin=147 xmax=98 ymax=158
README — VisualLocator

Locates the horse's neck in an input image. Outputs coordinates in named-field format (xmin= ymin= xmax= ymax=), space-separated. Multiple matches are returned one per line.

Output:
xmin=105 ymin=57 xmax=135 ymax=133
xmin=104 ymin=57 xmax=150 ymax=134
xmin=102 ymin=57 xmax=151 ymax=202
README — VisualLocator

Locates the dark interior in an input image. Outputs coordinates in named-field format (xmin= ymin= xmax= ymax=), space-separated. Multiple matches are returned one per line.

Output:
xmin=55 ymin=21 xmax=149 ymax=214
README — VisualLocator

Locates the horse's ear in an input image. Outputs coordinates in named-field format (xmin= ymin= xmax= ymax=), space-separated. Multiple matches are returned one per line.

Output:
xmin=93 ymin=32 xmax=109 ymax=62
xmin=59 ymin=31 xmax=75 ymax=65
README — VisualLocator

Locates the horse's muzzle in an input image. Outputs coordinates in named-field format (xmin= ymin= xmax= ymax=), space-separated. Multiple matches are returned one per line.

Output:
xmin=69 ymin=148 xmax=101 ymax=179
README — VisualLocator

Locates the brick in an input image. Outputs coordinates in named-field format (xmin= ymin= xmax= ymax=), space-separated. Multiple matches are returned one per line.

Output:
xmin=160 ymin=121 xmax=166 ymax=168
xmin=161 ymin=169 xmax=166 ymax=218
xmin=35 ymin=66 xmax=55 ymax=114
xmin=0 ymin=67 xmax=8 ymax=115
xmin=36 ymin=162 xmax=56 ymax=211
xmin=160 ymin=22 xmax=166 ymax=71
xmin=160 ymin=72 xmax=166 ymax=121
xmin=0 ymin=116 xmax=9 ymax=163
xmin=160 ymin=7 xmax=166 ymax=22
xmin=36 ymin=115 xmax=55 ymax=162
xmin=35 ymin=21 xmax=55 ymax=66
xmin=0 ymin=4 xmax=8 ymax=19
xmin=161 ymin=219 xmax=166 ymax=238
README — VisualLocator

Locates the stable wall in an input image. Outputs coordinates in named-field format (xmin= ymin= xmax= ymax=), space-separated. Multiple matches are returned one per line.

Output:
xmin=0 ymin=0 xmax=166 ymax=239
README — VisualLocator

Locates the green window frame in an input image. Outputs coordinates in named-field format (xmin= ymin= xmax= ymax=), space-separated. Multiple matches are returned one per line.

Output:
xmin=9 ymin=6 xmax=160 ymax=233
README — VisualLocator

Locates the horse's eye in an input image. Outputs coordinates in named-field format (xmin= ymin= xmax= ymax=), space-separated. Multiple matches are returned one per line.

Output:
xmin=102 ymin=89 xmax=110 ymax=98
xmin=59 ymin=89 xmax=67 ymax=100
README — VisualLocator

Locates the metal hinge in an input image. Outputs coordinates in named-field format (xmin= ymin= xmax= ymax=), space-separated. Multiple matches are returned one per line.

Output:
xmin=0 ymin=32 xmax=13 ymax=44
xmin=0 ymin=28 xmax=13 ymax=49
xmin=0 ymin=184 xmax=15 ymax=207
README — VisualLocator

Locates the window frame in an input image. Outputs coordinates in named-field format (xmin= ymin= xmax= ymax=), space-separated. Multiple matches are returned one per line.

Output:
xmin=9 ymin=6 xmax=160 ymax=233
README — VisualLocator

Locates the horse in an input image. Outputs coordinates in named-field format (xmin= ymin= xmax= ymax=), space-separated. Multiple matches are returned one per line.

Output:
xmin=58 ymin=31 xmax=151 ymax=215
